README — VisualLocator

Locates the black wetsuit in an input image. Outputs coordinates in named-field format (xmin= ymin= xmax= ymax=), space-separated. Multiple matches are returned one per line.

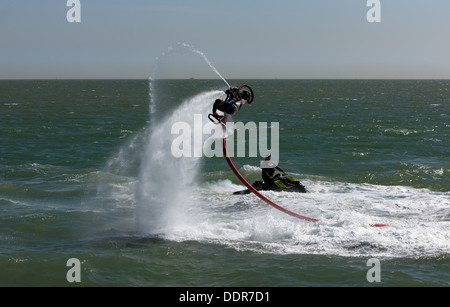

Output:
xmin=212 ymin=88 xmax=243 ymax=115
xmin=262 ymin=165 xmax=286 ymax=189
xmin=212 ymin=99 xmax=239 ymax=115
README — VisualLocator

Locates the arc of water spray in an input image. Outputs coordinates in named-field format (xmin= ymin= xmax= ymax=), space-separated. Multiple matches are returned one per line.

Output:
xmin=178 ymin=43 xmax=231 ymax=88
xmin=149 ymin=42 xmax=231 ymax=114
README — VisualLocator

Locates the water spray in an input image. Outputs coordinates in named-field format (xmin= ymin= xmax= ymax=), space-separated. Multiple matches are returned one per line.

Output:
xmin=137 ymin=43 xmax=228 ymax=235
xmin=148 ymin=42 xmax=230 ymax=114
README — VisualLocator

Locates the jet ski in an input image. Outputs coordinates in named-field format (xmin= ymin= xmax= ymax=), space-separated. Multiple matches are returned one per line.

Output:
xmin=233 ymin=174 xmax=307 ymax=195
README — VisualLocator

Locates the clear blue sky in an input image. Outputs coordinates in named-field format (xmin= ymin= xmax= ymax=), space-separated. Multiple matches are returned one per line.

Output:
xmin=1 ymin=0 xmax=449 ymax=79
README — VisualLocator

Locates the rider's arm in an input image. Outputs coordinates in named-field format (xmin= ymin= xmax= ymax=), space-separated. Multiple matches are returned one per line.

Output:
xmin=275 ymin=166 xmax=287 ymax=174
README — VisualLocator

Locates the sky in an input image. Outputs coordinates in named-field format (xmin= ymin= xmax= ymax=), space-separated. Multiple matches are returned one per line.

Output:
xmin=1 ymin=0 xmax=450 ymax=79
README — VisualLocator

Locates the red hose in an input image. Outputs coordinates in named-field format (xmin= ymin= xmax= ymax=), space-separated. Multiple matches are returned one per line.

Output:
xmin=221 ymin=116 xmax=319 ymax=222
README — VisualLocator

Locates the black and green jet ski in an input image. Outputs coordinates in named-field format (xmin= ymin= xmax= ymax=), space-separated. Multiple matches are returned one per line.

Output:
xmin=233 ymin=174 xmax=307 ymax=195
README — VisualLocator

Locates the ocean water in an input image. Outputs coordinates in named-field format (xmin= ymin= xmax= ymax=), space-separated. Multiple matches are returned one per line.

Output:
xmin=0 ymin=79 xmax=449 ymax=287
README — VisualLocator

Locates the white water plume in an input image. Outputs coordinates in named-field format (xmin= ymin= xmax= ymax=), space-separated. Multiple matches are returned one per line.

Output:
xmin=135 ymin=90 xmax=223 ymax=234
xmin=138 ymin=43 xmax=231 ymax=235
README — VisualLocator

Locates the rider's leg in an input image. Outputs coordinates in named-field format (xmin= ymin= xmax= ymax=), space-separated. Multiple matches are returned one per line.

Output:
xmin=234 ymin=99 xmax=247 ymax=111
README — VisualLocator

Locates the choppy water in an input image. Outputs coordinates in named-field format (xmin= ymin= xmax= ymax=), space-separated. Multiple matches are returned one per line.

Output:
xmin=0 ymin=79 xmax=448 ymax=287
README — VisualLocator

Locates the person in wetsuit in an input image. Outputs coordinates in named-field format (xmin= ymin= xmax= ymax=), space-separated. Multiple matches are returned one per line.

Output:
xmin=261 ymin=154 xmax=288 ymax=189
xmin=211 ymin=88 xmax=249 ymax=120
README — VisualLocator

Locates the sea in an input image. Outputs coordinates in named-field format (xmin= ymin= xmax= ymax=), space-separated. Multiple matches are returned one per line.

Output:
xmin=0 ymin=79 xmax=449 ymax=289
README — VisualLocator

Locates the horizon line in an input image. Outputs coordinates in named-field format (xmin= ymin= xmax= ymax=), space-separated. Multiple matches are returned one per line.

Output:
xmin=1 ymin=77 xmax=450 ymax=81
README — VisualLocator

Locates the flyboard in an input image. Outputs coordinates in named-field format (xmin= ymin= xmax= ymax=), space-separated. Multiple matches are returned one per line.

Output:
xmin=216 ymin=85 xmax=388 ymax=227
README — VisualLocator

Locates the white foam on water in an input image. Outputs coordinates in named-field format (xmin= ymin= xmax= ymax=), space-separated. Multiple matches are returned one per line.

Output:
xmin=156 ymin=178 xmax=449 ymax=258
